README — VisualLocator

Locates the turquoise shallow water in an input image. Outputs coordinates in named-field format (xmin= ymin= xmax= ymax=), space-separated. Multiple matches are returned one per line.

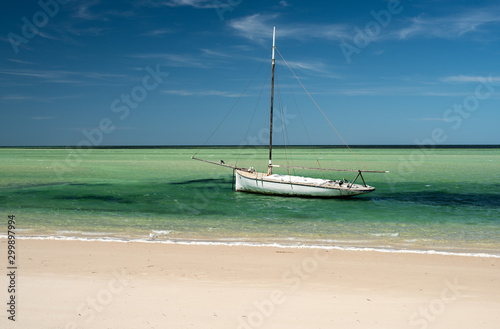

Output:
xmin=0 ymin=147 xmax=499 ymax=255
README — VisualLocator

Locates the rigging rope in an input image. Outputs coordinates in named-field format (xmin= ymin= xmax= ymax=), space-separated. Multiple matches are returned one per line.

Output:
xmin=279 ymin=57 xmax=325 ymax=178
xmin=275 ymin=64 xmax=292 ymax=178
xmin=275 ymin=47 xmax=368 ymax=171
xmin=234 ymin=62 xmax=272 ymax=168
xmin=192 ymin=55 xmax=269 ymax=158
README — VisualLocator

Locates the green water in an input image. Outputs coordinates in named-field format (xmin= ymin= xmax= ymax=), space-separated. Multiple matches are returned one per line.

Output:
xmin=0 ymin=147 xmax=499 ymax=254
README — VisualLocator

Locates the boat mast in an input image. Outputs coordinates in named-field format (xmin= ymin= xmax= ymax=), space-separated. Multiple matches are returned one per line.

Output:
xmin=267 ymin=27 xmax=276 ymax=176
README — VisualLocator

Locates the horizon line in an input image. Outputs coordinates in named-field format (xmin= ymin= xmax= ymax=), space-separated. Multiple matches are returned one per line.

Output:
xmin=1 ymin=144 xmax=499 ymax=149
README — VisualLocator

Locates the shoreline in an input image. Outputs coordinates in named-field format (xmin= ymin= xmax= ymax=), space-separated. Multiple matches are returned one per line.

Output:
xmin=1 ymin=239 xmax=499 ymax=328
xmin=3 ymin=234 xmax=500 ymax=259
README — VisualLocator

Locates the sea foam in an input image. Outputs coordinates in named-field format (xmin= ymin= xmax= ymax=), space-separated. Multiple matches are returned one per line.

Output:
xmin=4 ymin=235 xmax=499 ymax=259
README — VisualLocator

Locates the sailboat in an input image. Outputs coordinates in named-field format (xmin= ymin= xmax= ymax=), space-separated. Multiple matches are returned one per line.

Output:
xmin=192 ymin=27 xmax=388 ymax=197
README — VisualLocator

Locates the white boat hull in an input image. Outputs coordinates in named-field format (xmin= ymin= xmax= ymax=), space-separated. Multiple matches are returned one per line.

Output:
xmin=235 ymin=170 xmax=374 ymax=197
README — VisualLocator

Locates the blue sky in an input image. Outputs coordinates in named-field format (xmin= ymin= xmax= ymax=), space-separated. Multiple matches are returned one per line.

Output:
xmin=1 ymin=0 xmax=499 ymax=146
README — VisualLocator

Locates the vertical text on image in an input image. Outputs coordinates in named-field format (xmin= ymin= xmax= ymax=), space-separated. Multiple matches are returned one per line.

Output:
xmin=6 ymin=215 xmax=17 ymax=321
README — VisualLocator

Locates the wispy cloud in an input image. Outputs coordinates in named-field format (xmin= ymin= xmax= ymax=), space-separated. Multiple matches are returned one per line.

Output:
xmin=409 ymin=117 xmax=447 ymax=122
xmin=441 ymin=75 xmax=500 ymax=83
xmin=146 ymin=0 xmax=227 ymax=9
xmin=336 ymin=87 xmax=492 ymax=98
xmin=0 ymin=69 xmax=62 ymax=79
xmin=73 ymin=0 xmax=102 ymax=20
xmin=396 ymin=8 xmax=500 ymax=40
xmin=228 ymin=14 xmax=350 ymax=43
xmin=31 ymin=116 xmax=56 ymax=120
xmin=270 ymin=1 xmax=291 ymax=10
xmin=63 ymin=126 xmax=137 ymax=131
xmin=229 ymin=7 xmax=500 ymax=47
xmin=65 ymin=26 xmax=108 ymax=37
xmin=331 ymin=85 xmax=453 ymax=97
xmin=73 ymin=0 xmax=135 ymax=20
xmin=163 ymin=89 xmax=241 ymax=97
xmin=130 ymin=53 xmax=210 ymax=68
xmin=200 ymin=46 xmax=339 ymax=78
xmin=420 ymin=91 xmax=476 ymax=97
xmin=0 ymin=68 xmax=128 ymax=85
xmin=201 ymin=48 xmax=232 ymax=58
xmin=6 ymin=59 xmax=35 ymax=65
xmin=279 ymin=59 xmax=341 ymax=79
xmin=1 ymin=94 xmax=86 ymax=103
xmin=2 ymin=95 xmax=32 ymax=101
xmin=285 ymin=60 xmax=324 ymax=72
xmin=141 ymin=29 xmax=176 ymax=37
xmin=226 ymin=6 xmax=500 ymax=47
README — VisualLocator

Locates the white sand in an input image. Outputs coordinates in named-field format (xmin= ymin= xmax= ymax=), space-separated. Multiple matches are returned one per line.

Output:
xmin=1 ymin=239 xmax=499 ymax=328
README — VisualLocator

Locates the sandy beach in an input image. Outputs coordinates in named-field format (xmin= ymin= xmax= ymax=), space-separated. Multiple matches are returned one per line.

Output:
xmin=1 ymin=239 xmax=499 ymax=329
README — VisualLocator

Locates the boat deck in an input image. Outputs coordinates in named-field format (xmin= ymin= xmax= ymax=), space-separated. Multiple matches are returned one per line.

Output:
xmin=237 ymin=170 xmax=374 ymax=192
